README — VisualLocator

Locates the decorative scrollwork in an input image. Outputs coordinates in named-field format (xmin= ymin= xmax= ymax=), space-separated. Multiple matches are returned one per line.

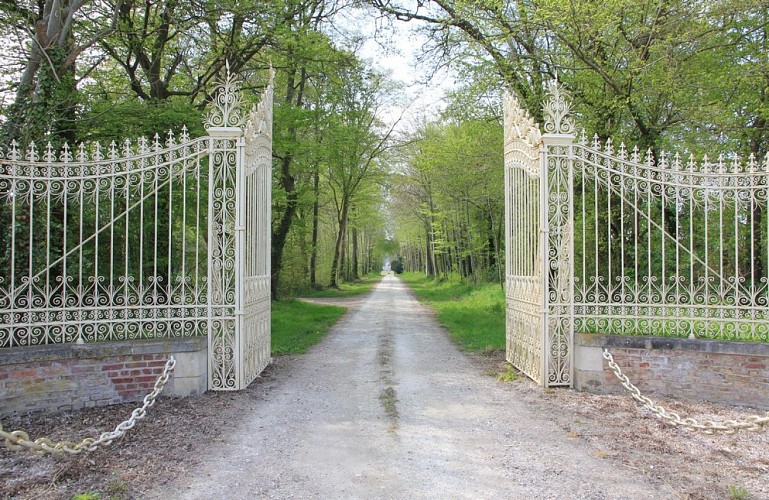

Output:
xmin=543 ymin=81 xmax=575 ymax=136
xmin=205 ymin=62 xmax=245 ymax=129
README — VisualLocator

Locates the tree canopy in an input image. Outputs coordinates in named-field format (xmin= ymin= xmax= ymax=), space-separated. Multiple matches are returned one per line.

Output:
xmin=1 ymin=0 xmax=767 ymax=293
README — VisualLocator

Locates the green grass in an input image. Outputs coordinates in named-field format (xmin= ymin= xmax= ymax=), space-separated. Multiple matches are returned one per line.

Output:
xmin=271 ymin=274 xmax=380 ymax=355
xmin=400 ymin=272 xmax=505 ymax=352
xmin=727 ymin=485 xmax=750 ymax=500
xmin=271 ymin=300 xmax=347 ymax=355
xmin=295 ymin=273 xmax=381 ymax=298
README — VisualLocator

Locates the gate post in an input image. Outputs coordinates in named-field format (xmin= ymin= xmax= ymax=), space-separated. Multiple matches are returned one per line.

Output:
xmin=541 ymin=83 xmax=576 ymax=387
xmin=204 ymin=67 xmax=274 ymax=391
xmin=205 ymin=70 xmax=246 ymax=390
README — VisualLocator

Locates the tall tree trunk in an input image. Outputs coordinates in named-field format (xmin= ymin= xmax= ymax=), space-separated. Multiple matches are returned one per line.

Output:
xmin=465 ymin=201 xmax=477 ymax=282
xmin=424 ymin=219 xmax=435 ymax=277
xmin=487 ymin=198 xmax=503 ymax=286
xmin=340 ymin=229 xmax=348 ymax=281
xmin=2 ymin=26 xmax=78 ymax=146
xmin=426 ymin=194 xmax=438 ymax=277
xmin=309 ymin=164 xmax=320 ymax=288
xmin=351 ymin=226 xmax=359 ymax=280
xmin=367 ymin=235 xmax=374 ymax=275
xmin=330 ymin=199 xmax=350 ymax=288
xmin=271 ymin=66 xmax=306 ymax=299
xmin=271 ymin=155 xmax=298 ymax=299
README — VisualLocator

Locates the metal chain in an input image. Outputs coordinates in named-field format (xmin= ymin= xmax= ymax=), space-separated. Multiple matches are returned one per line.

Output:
xmin=603 ymin=349 xmax=769 ymax=434
xmin=1 ymin=356 xmax=176 ymax=455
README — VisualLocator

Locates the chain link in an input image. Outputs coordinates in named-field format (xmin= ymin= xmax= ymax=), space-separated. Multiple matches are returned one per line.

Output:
xmin=1 ymin=356 xmax=176 ymax=455
xmin=603 ymin=349 xmax=769 ymax=434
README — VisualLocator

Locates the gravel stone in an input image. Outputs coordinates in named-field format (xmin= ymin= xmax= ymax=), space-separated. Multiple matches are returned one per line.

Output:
xmin=1 ymin=275 xmax=766 ymax=499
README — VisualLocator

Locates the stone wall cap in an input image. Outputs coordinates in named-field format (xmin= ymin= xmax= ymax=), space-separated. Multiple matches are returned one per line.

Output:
xmin=0 ymin=337 xmax=207 ymax=364
xmin=576 ymin=333 xmax=769 ymax=356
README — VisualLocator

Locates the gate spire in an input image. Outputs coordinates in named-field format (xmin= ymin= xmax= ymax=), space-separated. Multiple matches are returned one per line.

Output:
xmin=543 ymin=82 xmax=575 ymax=136
xmin=206 ymin=61 xmax=246 ymax=130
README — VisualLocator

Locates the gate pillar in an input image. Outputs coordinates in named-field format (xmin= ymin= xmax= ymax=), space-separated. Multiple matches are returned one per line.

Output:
xmin=205 ymin=69 xmax=274 ymax=390
xmin=540 ymin=84 xmax=576 ymax=386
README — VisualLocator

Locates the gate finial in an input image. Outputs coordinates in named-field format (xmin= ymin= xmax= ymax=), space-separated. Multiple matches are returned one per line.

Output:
xmin=206 ymin=60 xmax=245 ymax=129
xmin=543 ymin=81 xmax=575 ymax=135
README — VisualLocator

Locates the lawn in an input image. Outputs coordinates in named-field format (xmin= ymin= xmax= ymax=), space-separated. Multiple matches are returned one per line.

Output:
xmin=295 ymin=273 xmax=381 ymax=298
xmin=271 ymin=275 xmax=381 ymax=355
xmin=400 ymin=272 xmax=506 ymax=352
xmin=271 ymin=300 xmax=347 ymax=355
xmin=272 ymin=272 xmax=506 ymax=356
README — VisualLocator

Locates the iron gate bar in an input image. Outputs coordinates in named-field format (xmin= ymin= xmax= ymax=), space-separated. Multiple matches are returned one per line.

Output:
xmin=504 ymin=83 xmax=769 ymax=388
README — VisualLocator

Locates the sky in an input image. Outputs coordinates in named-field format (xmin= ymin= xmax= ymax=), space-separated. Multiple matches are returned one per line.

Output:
xmin=331 ymin=7 xmax=457 ymax=132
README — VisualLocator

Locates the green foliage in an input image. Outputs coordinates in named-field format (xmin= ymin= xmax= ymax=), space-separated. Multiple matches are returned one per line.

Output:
xmin=374 ymin=0 xmax=769 ymax=158
xmin=392 ymin=117 xmax=504 ymax=283
xmin=78 ymin=99 xmax=206 ymax=142
xmin=296 ymin=274 xmax=380 ymax=298
xmin=271 ymin=300 xmax=347 ymax=355
xmin=727 ymin=485 xmax=750 ymax=500
xmin=2 ymin=46 xmax=80 ymax=147
xmin=496 ymin=364 xmax=518 ymax=383
xmin=71 ymin=493 xmax=100 ymax=500
xmin=401 ymin=272 xmax=505 ymax=352
xmin=266 ymin=22 xmax=394 ymax=297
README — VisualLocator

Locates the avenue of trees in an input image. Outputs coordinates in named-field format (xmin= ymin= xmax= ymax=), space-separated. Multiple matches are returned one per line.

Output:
xmin=1 ymin=0 xmax=768 ymax=295
xmin=0 ymin=0 xmax=395 ymax=298
xmin=377 ymin=0 xmax=769 ymax=286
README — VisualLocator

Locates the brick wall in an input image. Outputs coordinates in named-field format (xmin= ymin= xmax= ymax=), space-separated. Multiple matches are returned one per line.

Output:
xmin=575 ymin=334 xmax=769 ymax=409
xmin=0 ymin=338 xmax=207 ymax=417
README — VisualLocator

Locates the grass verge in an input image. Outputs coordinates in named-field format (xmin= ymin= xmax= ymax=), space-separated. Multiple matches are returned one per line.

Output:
xmin=294 ymin=273 xmax=381 ymax=298
xmin=400 ymin=272 xmax=505 ymax=352
xmin=271 ymin=300 xmax=347 ymax=355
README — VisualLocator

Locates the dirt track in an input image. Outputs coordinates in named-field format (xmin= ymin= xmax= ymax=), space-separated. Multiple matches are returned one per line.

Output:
xmin=3 ymin=276 xmax=767 ymax=499
xmin=147 ymin=276 xmax=670 ymax=499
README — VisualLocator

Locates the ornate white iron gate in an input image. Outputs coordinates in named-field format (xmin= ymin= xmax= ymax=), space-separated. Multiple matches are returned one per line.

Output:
xmin=237 ymin=76 xmax=274 ymax=388
xmin=205 ymin=72 xmax=274 ymax=390
xmin=504 ymin=86 xmax=575 ymax=387
xmin=503 ymin=93 xmax=545 ymax=385
xmin=505 ymin=84 xmax=769 ymax=388
xmin=0 ymin=71 xmax=274 ymax=391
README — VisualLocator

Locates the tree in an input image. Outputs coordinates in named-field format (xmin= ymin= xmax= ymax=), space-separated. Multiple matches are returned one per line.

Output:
xmin=323 ymin=66 xmax=397 ymax=288
xmin=0 ymin=1 xmax=120 ymax=146
xmin=95 ymin=0 xmax=299 ymax=103
xmin=367 ymin=0 xmax=769 ymax=154
xmin=391 ymin=111 xmax=503 ymax=282
xmin=268 ymin=5 xmax=363 ymax=298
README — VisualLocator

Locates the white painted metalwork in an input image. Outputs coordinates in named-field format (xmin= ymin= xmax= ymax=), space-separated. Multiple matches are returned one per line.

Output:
xmin=0 ymin=131 xmax=211 ymax=347
xmin=0 ymin=70 xmax=274 ymax=392
xmin=237 ymin=70 xmax=274 ymax=389
xmin=503 ymin=92 xmax=545 ymax=385
xmin=572 ymin=137 xmax=769 ymax=343
xmin=541 ymin=84 xmax=576 ymax=387
xmin=504 ymin=83 xmax=769 ymax=387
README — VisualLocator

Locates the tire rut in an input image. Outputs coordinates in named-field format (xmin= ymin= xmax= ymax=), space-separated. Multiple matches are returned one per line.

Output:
xmin=147 ymin=276 xmax=672 ymax=499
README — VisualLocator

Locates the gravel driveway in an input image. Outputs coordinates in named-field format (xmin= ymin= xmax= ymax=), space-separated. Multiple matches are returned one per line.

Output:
xmin=148 ymin=276 xmax=670 ymax=499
